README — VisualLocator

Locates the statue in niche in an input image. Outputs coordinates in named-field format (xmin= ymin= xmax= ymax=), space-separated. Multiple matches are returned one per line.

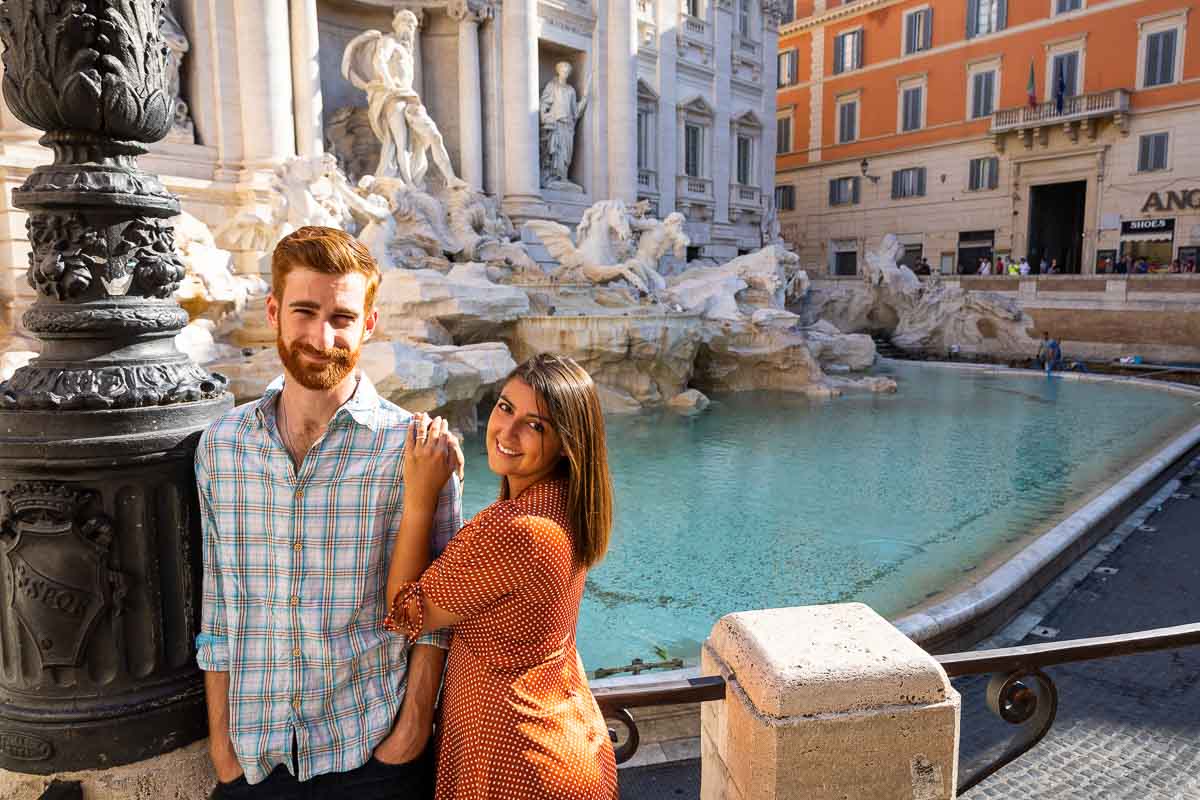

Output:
xmin=342 ymin=9 xmax=467 ymax=190
xmin=160 ymin=2 xmax=195 ymax=142
xmin=539 ymin=61 xmax=590 ymax=191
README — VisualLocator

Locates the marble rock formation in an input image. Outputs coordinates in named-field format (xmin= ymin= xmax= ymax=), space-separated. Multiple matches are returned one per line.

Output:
xmin=175 ymin=319 xmax=241 ymax=366
xmin=511 ymin=313 xmax=704 ymax=412
xmin=373 ymin=264 xmax=530 ymax=342
xmin=173 ymin=212 xmax=268 ymax=319
xmin=668 ymin=388 xmax=710 ymax=415
xmin=210 ymin=339 xmax=515 ymax=432
xmin=802 ymin=319 xmax=877 ymax=372
xmin=804 ymin=234 xmax=1038 ymax=359
xmin=666 ymin=245 xmax=808 ymax=321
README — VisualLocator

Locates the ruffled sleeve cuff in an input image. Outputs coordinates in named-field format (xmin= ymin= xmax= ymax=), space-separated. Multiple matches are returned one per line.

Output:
xmin=383 ymin=582 xmax=423 ymax=640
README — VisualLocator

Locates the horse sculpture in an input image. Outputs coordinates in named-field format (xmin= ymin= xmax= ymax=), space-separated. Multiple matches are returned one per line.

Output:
xmin=526 ymin=200 xmax=652 ymax=292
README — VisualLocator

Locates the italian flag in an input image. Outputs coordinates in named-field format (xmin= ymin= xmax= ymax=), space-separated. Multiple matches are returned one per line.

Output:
xmin=1027 ymin=60 xmax=1037 ymax=107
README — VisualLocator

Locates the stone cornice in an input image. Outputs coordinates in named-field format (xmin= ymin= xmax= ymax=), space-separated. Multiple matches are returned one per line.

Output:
xmin=781 ymin=0 xmax=905 ymax=36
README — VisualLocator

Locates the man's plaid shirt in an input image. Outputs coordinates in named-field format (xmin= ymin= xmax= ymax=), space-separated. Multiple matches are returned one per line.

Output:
xmin=195 ymin=373 xmax=461 ymax=784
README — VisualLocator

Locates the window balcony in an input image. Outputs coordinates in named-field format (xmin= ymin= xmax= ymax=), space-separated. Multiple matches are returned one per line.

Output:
xmin=676 ymin=175 xmax=714 ymax=204
xmin=990 ymin=88 xmax=1130 ymax=149
xmin=730 ymin=183 xmax=760 ymax=210
xmin=681 ymin=14 xmax=709 ymax=42
xmin=638 ymin=169 xmax=658 ymax=192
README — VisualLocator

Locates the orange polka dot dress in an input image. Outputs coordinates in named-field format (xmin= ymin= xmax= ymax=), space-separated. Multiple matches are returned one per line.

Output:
xmin=386 ymin=478 xmax=617 ymax=800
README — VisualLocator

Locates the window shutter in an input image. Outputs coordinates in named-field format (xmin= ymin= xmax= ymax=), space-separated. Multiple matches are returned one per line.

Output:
xmin=852 ymin=176 xmax=861 ymax=204
xmin=1145 ymin=32 xmax=1162 ymax=86
xmin=966 ymin=0 xmax=978 ymax=38
xmin=905 ymin=15 xmax=914 ymax=54
xmin=891 ymin=171 xmax=901 ymax=199
xmin=922 ymin=9 xmax=933 ymax=50
xmin=1066 ymin=53 xmax=1078 ymax=96
xmin=996 ymin=0 xmax=1007 ymax=30
xmin=916 ymin=167 xmax=927 ymax=196
xmin=834 ymin=35 xmax=844 ymax=73
xmin=1160 ymin=30 xmax=1177 ymax=85
xmin=847 ymin=102 xmax=856 ymax=141
xmin=968 ymin=159 xmax=979 ymax=190
xmin=1138 ymin=135 xmax=1152 ymax=172
xmin=829 ymin=179 xmax=837 ymax=205
xmin=988 ymin=158 xmax=999 ymax=189
xmin=854 ymin=30 xmax=863 ymax=69
xmin=971 ymin=74 xmax=983 ymax=118
xmin=985 ymin=72 xmax=995 ymax=114
xmin=1154 ymin=134 xmax=1168 ymax=170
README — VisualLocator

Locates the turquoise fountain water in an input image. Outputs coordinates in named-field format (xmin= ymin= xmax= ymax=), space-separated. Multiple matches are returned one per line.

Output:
xmin=459 ymin=363 xmax=1198 ymax=673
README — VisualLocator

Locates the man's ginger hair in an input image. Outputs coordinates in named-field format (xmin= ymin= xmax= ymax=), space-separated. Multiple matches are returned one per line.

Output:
xmin=271 ymin=226 xmax=382 ymax=312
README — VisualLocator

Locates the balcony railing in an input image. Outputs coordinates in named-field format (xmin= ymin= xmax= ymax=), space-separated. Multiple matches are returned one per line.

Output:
xmin=991 ymin=88 xmax=1130 ymax=133
xmin=637 ymin=169 xmax=657 ymax=191
xmin=676 ymin=174 xmax=713 ymax=202
xmin=682 ymin=14 xmax=708 ymax=40
xmin=730 ymin=183 xmax=760 ymax=208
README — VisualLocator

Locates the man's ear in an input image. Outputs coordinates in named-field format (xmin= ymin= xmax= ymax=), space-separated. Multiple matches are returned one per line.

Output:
xmin=266 ymin=293 xmax=281 ymax=332
xmin=362 ymin=308 xmax=379 ymax=341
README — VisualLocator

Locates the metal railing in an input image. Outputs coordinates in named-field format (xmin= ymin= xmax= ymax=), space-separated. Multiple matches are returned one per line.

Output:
xmin=991 ymin=88 xmax=1130 ymax=133
xmin=596 ymin=621 xmax=1200 ymax=792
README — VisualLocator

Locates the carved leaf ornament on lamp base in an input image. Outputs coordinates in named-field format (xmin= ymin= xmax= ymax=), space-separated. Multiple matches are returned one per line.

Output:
xmin=0 ymin=0 xmax=232 ymax=774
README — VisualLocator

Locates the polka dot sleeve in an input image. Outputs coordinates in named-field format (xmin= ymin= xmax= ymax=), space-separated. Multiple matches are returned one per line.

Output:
xmin=419 ymin=508 xmax=544 ymax=622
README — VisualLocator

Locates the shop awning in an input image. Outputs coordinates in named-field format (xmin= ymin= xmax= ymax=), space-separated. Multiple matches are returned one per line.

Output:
xmin=1120 ymin=231 xmax=1174 ymax=242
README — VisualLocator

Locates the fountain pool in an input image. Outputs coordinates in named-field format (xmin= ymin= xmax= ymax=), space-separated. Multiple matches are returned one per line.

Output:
xmin=459 ymin=362 xmax=1199 ymax=672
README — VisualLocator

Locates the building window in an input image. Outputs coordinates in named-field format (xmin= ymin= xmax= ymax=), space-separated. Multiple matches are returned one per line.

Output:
xmin=737 ymin=0 xmax=751 ymax=37
xmin=1143 ymin=29 xmax=1179 ymax=88
xmin=775 ymin=184 xmax=795 ymax=211
xmin=780 ymin=0 xmax=794 ymax=24
xmin=1055 ymin=0 xmax=1082 ymax=13
xmin=891 ymin=166 xmax=926 ymax=198
xmin=637 ymin=108 xmax=654 ymax=171
xmin=904 ymin=8 xmax=933 ymax=55
xmin=970 ymin=70 xmax=997 ymax=118
xmin=684 ymin=123 xmax=704 ymax=177
xmin=776 ymin=115 xmax=792 ymax=154
xmin=837 ymin=98 xmax=858 ymax=143
xmin=1050 ymin=51 xmax=1080 ymax=98
xmin=900 ymin=84 xmax=924 ymax=132
xmin=736 ymin=135 xmax=753 ymax=185
xmin=1137 ymin=132 xmax=1169 ymax=172
xmin=833 ymin=29 xmax=863 ymax=74
xmin=968 ymin=156 xmax=999 ymax=190
xmin=967 ymin=0 xmax=1006 ymax=39
xmin=778 ymin=50 xmax=798 ymax=87
xmin=686 ymin=0 xmax=701 ymax=18
xmin=828 ymin=176 xmax=860 ymax=206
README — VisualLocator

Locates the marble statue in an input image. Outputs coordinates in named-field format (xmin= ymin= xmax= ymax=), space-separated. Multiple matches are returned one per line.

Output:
xmin=527 ymin=200 xmax=664 ymax=292
xmin=445 ymin=186 xmax=541 ymax=277
xmin=160 ymin=3 xmax=195 ymax=142
xmin=342 ymin=9 xmax=466 ymax=190
xmin=358 ymin=174 xmax=462 ymax=266
xmin=622 ymin=212 xmax=689 ymax=294
xmin=539 ymin=61 xmax=589 ymax=191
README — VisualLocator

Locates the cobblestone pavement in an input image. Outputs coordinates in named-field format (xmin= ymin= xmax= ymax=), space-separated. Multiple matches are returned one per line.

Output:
xmin=620 ymin=463 xmax=1200 ymax=800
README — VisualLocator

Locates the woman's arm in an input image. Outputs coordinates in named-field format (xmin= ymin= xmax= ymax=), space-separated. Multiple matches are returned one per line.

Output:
xmin=385 ymin=414 xmax=455 ymax=603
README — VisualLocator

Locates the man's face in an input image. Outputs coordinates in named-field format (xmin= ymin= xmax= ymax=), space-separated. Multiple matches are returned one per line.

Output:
xmin=266 ymin=267 xmax=378 ymax=392
xmin=556 ymin=62 xmax=571 ymax=81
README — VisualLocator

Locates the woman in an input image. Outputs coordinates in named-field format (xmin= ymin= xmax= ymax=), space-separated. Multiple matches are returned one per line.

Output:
xmin=384 ymin=353 xmax=617 ymax=800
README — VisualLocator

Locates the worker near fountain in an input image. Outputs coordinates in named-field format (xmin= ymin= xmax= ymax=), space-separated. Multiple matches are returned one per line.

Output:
xmin=195 ymin=226 xmax=462 ymax=797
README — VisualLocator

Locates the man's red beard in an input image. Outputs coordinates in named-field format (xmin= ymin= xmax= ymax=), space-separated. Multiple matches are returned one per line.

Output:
xmin=276 ymin=333 xmax=360 ymax=391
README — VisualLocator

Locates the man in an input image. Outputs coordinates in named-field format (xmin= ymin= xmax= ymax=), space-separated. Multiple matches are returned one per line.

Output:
xmin=1036 ymin=331 xmax=1061 ymax=374
xmin=539 ymin=61 xmax=589 ymax=187
xmin=196 ymin=226 xmax=462 ymax=798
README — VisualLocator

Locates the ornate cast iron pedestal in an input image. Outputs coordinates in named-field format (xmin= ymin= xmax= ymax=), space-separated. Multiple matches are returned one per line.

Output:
xmin=0 ymin=0 xmax=231 ymax=773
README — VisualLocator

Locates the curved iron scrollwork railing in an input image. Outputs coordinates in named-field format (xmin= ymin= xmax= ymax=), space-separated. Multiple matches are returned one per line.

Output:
xmin=595 ymin=621 xmax=1200 ymax=793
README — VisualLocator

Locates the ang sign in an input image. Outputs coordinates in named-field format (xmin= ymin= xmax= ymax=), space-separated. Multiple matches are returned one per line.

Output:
xmin=1142 ymin=189 xmax=1200 ymax=212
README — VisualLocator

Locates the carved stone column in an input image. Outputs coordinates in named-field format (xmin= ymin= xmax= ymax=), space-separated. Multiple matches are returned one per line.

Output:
xmin=0 ymin=0 xmax=231 ymax=774
xmin=500 ymin=0 xmax=549 ymax=222
xmin=449 ymin=0 xmax=490 ymax=191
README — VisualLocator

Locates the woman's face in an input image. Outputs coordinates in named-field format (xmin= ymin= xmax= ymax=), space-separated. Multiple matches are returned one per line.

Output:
xmin=486 ymin=378 xmax=564 ymax=488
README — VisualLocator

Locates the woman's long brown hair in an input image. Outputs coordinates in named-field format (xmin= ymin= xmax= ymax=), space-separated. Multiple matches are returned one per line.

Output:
xmin=498 ymin=354 xmax=613 ymax=568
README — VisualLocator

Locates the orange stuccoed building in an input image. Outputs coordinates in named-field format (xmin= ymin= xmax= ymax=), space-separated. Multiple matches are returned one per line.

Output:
xmin=774 ymin=0 xmax=1200 ymax=276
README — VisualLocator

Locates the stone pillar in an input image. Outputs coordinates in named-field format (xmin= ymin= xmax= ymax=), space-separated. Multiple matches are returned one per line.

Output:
xmin=0 ymin=0 xmax=231 ymax=777
xmin=713 ymin=3 xmax=734 ymax=226
xmin=607 ymin=0 xmax=638 ymax=204
xmin=655 ymin=0 xmax=678 ymax=215
xmin=451 ymin=1 xmax=489 ymax=190
xmin=235 ymin=0 xmax=297 ymax=172
xmin=701 ymin=604 xmax=960 ymax=800
xmin=289 ymin=0 xmax=325 ymax=157
xmin=760 ymin=6 xmax=780 ymax=211
xmin=501 ymin=0 xmax=548 ymax=221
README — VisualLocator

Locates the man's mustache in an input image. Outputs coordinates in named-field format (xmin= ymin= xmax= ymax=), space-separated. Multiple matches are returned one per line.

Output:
xmin=294 ymin=343 xmax=353 ymax=362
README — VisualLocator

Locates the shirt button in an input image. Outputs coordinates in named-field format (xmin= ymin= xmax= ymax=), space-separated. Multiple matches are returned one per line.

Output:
xmin=295 ymin=488 xmax=303 ymax=499
xmin=293 ymin=542 xmax=302 ymax=552
xmin=292 ymin=647 xmax=301 ymax=658
xmin=290 ymin=596 xmax=300 ymax=606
